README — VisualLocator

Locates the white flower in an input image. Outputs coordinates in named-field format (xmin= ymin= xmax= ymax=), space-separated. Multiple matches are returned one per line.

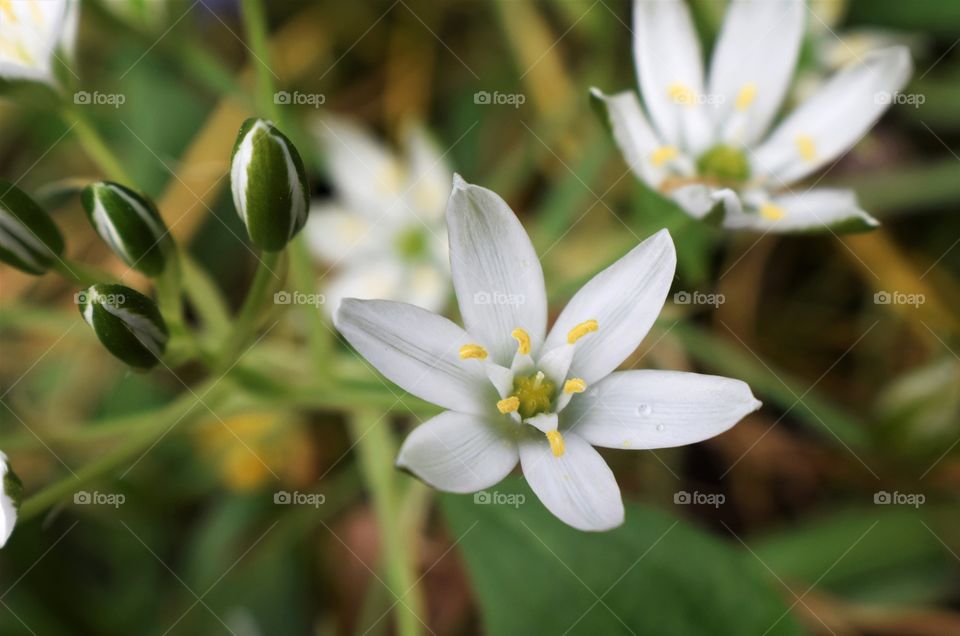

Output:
xmin=0 ymin=0 xmax=79 ymax=86
xmin=1 ymin=450 xmax=20 ymax=548
xmin=335 ymin=175 xmax=760 ymax=531
xmin=591 ymin=0 xmax=912 ymax=233
xmin=305 ymin=116 xmax=451 ymax=316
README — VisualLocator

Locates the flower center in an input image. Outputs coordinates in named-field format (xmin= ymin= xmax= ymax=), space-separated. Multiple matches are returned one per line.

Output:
xmin=511 ymin=371 xmax=556 ymax=419
xmin=394 ymin=227 xmax=429 ymax=260
xmin=696 ymin=144 xmax=750 ymax=183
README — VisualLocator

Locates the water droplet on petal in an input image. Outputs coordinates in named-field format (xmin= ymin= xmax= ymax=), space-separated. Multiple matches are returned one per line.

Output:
xmin=637 ymin=404 xmax=652 ymax=417
xmin=656 ymin=424 xmax=665 ymax=432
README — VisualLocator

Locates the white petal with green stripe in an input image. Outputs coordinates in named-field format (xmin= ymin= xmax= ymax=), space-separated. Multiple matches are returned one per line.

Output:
xmin=0 ymin=181 xmax=64 ymax=275
xmin=82 ymin=182 xmax=171 ymax=276
xmin=78 ymin=284 xmax=169 ymax=369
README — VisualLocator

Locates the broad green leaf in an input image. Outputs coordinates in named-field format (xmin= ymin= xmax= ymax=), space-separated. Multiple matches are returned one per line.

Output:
xmin=442 ymin=478 xmax=803 ymax=636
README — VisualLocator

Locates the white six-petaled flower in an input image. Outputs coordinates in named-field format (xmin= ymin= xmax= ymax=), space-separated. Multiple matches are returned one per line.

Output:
xmin=335 ymin=175 xmax=761 ymax=531
xmin=0 ymin=0 xmax=78 ymax=86
xmin=305 ymin=116 xmax=452 ymax=315
xmin=591 ymin=0 xmax=912 ymax=233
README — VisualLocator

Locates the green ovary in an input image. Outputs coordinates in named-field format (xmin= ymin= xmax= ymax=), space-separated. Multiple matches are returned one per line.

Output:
xmin=512 ymin=373 xmax=556 ymax=418
xmin=394 ymin=227 xmax=429 ymax=260
xmin=696 ymin=144 xmax=750 ymax=183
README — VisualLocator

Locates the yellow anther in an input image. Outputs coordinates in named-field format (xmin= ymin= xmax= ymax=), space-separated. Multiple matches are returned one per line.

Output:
xmin=567 ymin=319 xmax=599 ymax=344
xmin=563 ymin=378 xmax=587 ymax=394
xmin=760 ymin=203 xmax=786 ymax=221
xmin=795 ymin=135 xmax=817 ymax=162
xmin=546 ymin=430 xmax=566 ymax=457
xmin=0 ymin=0 xmax=17 ymax=21
xmin=511 ymin=328 xmax=531 ymax=355
xmin=667 ymin=83 xmax=694 ymax=106
xmin=651 ymin=146 xmax=679 ymax=168
xmin=736 ymin=83 xmax=757 ymax=111
xmin=459 ymin=344 xmax=488 ymax=360
xmin=497 ymin=396 xmax=520 ymax=414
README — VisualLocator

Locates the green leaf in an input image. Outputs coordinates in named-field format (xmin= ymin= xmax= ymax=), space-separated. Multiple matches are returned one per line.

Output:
xmin=441 ymin=478 xmax=803 ymax=636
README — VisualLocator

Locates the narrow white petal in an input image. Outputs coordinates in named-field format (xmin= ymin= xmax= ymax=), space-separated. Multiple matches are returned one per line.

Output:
xmin=752 ymin=47 xmax=912 ymax=184
xmin=396 ymin=411 xmax=518 ymax=493
xmin=304 ymin=203 xmax=379 ymax=264
xmin=402 ymin=124 xmax=454 ymax=221
xmin=732 ymin=188 xmax=878 ymax=233
xmin=519 ymin=434 xmax=624 ymax=532
xmin=0 ymin=451 xmax=16 ymax=548
xmin=401 ymin=262 xmax=450 ymax=314
xmin=669 ymin=184 xmax=742 ymax=222
xmin=707 ymin=0 xmax=805 ymax=146
xmin=544 ymin=230 xmax=676 ymax=384
xmin=446 ymin=175 xmax=547 ymax=365
xmin=0 ymin=0 xmax=68 ymax=85
xmin=321 ymin=258 xmax=405 ymax=318
xmin=633 ymin=0 xmax=713 ymax=153
xmin=589 ymin=88 xmax=668 ymax=187
xmin=335 ymin=298 xmax=493 ymax=415
xmin=563 ymin=370 xmax=761 ymax=449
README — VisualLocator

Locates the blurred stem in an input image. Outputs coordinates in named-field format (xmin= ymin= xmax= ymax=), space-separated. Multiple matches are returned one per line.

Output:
xmin=288 ymin=235 xmax=331 ymax=377
xmin=349 ymin=412 xmax=426 ymax=636
xmin=50 ymin=258 xmax=115 ymax=287
xmin=180 ymin=252 xmax=231 ymax=335
xmin=19 ymin=378 xmax=228 ymax=522
xmin=61 ymin=104 xmax=133 ymax=185
xmin=239 ymin=0 xmax=281 ymax=124
xmin=216 ymin=250 xmax=284 ymax=370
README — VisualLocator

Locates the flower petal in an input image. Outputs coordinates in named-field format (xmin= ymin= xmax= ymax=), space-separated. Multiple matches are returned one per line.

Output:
xmin=562 ymin=370 xmax=761 ymax=449
xmin=402 ymin=124 xmax=454 ymax=221
xmin=707 ymin=0 xmax=805 ymax=146
xmin=752 ymin=47 xmax=912 ymax=185
xmin=669 ymin=184 xmax=742 ymax=222
xmin=396 ymin=411 xmax=518 ymax=493
xmin=727 ymin=188 xmax=878 ymax=233
xmin=304 ymin=203 xmax=380 ymax=264
xmin=335 ymin=298 xmax=493 ymax=414
xmin=632 ymin=0 xmax=713 ymax=153
xmin=0 ymin=451 xmax=17 ymax=548
xmin=446 ymin=175 xmax=547 ymax=365
xmin=519 ymin=433 xmax=624 ymax=531
xmin=543 ymin=229 xmax=676 ymax=384
xmin=589 ymin=88 xmax=669 ymax=187
xmin=322 ymin=258 xmax=405 ymax=317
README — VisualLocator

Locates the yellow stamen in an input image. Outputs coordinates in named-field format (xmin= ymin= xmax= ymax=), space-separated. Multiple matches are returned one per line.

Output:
xmin=546 ymin=430 xmax=566 ymax=457
xmin=795 ymin=135 xmax=817 ymax=162
xmin=651 ymin=146 xmax=679 ymax=167
xmin=0 ymin=0 xmax=16 ymax=22
xmin=736 ymin=83 xmax=757 ymax=111
xmin=459 ymin=344 xmax=488 ymax=360
xmin=497 ymin=396 xmax=520 ymax=414
xmin=760 ymin=203 xmax=786 ymax=220
xmin=567 ymin=319 xmax=598 ymax=344
xmin=511 ymin=328 xmax=531 ymax=355
xmin=667 ymin=83 xmax=694 ymax=106
xmin=563 ymin=378 xmax=587 ymax=394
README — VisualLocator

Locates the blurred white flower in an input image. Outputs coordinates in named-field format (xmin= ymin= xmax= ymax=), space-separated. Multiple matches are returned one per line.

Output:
xmin=592 ymin=0 xmax=912 ymax=233
xmin=335 ymin=175 xmax=760 ymax=531
xmin=0 ymin=0 xmax=79 ymax=86
xmin=1 ymin=450 xmax=20 ymax=548
xmin=305 ymin=116 xmax=451 ymax=315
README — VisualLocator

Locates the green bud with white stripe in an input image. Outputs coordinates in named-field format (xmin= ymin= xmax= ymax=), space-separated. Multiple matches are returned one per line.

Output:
xmin=78 ymin=283 xmax=169 ymax=369
xmin=81 ymin=182 xmax=172 ymax=276
xmin=230 ymin=118 xmax=309 ymax=251
xmin=0 ymin=181 xmax=65 ymax=275
xmin=0 ymin=450 xmax=21 ymax=548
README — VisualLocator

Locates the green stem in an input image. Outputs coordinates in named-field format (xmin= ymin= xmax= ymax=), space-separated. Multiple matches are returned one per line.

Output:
xmin=348 ymin=411 xmax=426 ymax=636
xmin=239 ymin=0 xmax=281 ymax=123
xmin=18 ymin=378 xmax=228 ymax=522
xmin=288 ymin=235 xmax=331 ymax=376
xmin=50 ymin=258 xmax=116 ymax=287
xmin=61 ymin=105 xmax=134 ymax=185
xmin=216 ymin=250 xmax=284 ymax=370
